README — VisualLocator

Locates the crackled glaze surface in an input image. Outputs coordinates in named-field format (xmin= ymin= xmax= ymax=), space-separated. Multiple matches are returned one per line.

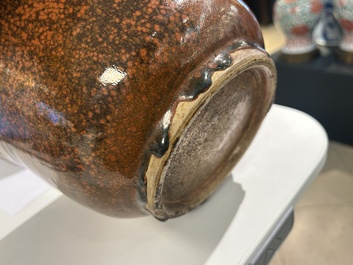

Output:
xmin=0 ymin=0 xmax=274 ymax=218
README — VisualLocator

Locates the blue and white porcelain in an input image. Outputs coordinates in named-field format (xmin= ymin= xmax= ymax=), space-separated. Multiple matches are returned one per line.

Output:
xmin=314 ymin=0 xmax=343 ymax=47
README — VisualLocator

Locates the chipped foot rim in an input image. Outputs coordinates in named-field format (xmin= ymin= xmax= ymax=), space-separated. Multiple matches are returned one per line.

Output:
xmin=145 ymin=48 xmax=277 ymax=220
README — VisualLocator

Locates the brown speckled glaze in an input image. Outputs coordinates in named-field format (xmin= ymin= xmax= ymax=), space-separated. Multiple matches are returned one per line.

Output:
xmin=0 ymin=0 xmax=276 ymax=219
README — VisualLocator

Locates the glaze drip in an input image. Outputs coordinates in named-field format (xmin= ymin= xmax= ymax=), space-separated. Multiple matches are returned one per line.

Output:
xmin=149 ymin=128 xmax=170 ymax=158
xmin=150 ymin=41 xmax=261 ymax=159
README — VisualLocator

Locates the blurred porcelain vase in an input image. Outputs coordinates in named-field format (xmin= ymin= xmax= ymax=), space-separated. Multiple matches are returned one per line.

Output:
xmin=335 ymin=0 xmax=353 ymax=61
xmin=274 ymin=0 xmax=323 ymax=62
xmin=0 ymin=0 xmax=276 ymax=220
xmin=314 ymin=0 xmax=343 ymax=47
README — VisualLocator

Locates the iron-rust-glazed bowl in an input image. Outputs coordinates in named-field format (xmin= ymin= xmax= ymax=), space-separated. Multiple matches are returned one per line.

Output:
xmin=0 ymin=0 xmax=276 ymax=220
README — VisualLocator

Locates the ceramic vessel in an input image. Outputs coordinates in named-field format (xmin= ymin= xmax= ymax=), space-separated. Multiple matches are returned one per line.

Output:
xmin=274 ymin=0 xmax=323 ymax=62
xmin=314 ymin=0 xmax=343 ymax=47
xmin=335 ymin=0 xmax=353 ymax=62
xmin=0 ymin=0 xmax=276 ymax=220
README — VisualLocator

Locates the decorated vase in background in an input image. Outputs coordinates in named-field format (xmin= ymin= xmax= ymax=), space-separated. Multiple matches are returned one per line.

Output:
xmin=335 ymin=0 xmax=353 ymax=62
xmin=314 ymin=0 xmax=343 ymax=47
xmin=274 ymin=0 xmax=323 ymax=62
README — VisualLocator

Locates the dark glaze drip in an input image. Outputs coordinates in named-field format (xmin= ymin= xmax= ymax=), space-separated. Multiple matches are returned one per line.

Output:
xmin=136 ymin=154 xmax=149 ymax=208
xmin=149 ymin=41 xmax=262 ymax=159
xmin=182 ymin=50 xmax=233 ymax=99
xmin=184 ymin=41 xmax=265 ymax=99
xmin=149 ymin=127 xmax=170 ymax=158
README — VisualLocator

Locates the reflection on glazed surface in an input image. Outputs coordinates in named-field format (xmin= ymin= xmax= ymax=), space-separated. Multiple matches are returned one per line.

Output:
xmin=0 ymin=0 xmax=264 ymax=217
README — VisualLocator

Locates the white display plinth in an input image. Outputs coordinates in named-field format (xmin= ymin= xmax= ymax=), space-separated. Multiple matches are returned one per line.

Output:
xmin=0 ymin=105 xmax=328 ymax=265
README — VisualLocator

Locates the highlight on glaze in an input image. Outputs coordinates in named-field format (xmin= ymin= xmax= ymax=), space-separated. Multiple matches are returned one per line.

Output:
xmin=99 ymin=66 xmax=126 ymax=86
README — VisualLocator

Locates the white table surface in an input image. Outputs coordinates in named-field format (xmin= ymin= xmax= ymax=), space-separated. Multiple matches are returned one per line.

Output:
xmin=0 ymin=104 xmax=328 ymax=265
